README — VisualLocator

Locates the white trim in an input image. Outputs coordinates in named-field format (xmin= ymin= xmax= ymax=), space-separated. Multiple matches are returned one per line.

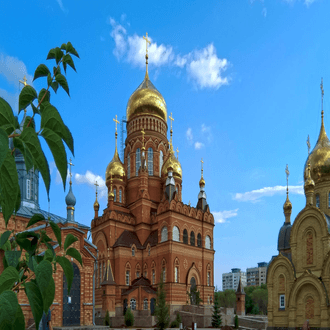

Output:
xmin=279 ymin=294 xmax=285 ymax=308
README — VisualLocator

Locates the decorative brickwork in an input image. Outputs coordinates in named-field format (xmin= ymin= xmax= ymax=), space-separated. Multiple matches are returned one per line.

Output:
xmin=306 ymin=232 xmax=313 ymax=265
xmin=305 ymin=297 xmax=314 ymax=320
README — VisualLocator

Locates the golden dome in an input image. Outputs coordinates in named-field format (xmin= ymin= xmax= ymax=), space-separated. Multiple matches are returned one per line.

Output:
xmin=199 ymin=176 xmax=205 ymax=188
xmin=304 ymin=162 xmax=315 ymax=192
xmin=126 ymin=73 xmax=167 ymax=122
xmin=106 ymin=147 xmax=125 ymax=182
xmin=283 ymin=194 xmax=292 ymax=213
xmin=162 ymin=149 xmax=182 ymax=179
xmin=304 ymin=112 xmax=330 ymax=183
xmin=94 ymin=199 xmax=99 ymax=210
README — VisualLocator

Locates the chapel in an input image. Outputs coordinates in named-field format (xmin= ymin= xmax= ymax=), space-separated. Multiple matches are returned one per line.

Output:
xmin=91 ymin=35 xmax=215 ymax=326
xmin=267 ymin=80 xmax=330 ymax=329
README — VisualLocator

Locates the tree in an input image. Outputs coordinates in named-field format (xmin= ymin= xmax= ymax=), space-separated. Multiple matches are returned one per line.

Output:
xmin=251 ymin=285 xmax=268 ymax=315
xmin=217 ymin=289 xmax=236 ymax=308
xmin=170 ymin=312 xmax=182 ymax=328
xmin=104 ymin=310 xmax=110 ymax=326
xmin=234 ymin=315 xmax=239 ymax=329
xmin=124 ymin=307 xmax=134 ymax=326
xmin=187 ymin=285 xmax=203 ymax=306
xmin=154 ymin=273 xmax=170 ymax=330
xmin=0 ymin=43 xmax=82 ymax=330
xmin=212 ymin=290 xmax=222 ymax=328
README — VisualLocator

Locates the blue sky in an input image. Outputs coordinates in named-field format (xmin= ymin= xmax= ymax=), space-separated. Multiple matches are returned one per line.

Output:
xmin=1 ymin=0 xmax=329 ymax=290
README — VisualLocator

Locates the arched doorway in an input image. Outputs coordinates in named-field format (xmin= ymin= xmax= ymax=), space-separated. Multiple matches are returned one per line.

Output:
xmin=150 ymin=298 xmax=156 ymax=315
xmin=190 ymin=276 xmax=196 ymax=305
xmin=63 ymin=263 xmax=80 ymax=326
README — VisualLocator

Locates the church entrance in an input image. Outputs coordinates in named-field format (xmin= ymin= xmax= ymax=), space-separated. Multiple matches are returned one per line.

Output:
xmin=190 ymin=277 xmax=196 ymax=305
xmin=150 ymin=298 xmax=156 ymax=315
xmin=63 ymin=263 xmax=80 ymax=326
xmin=123 ymin=299 xmax=128 ymax=315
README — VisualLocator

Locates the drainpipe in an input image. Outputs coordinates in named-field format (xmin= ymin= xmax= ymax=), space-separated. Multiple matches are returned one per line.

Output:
xmin=93 ymin=250 xmax=98 ymax=325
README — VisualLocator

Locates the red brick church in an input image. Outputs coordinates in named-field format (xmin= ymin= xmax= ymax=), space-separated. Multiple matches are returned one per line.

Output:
xmin=91 ymin=43 xmax=215 ymax=325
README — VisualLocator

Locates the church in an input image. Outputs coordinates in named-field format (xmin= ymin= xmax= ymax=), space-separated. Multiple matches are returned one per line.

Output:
xmin=267 ymin=80 xmax=330 ymax=329
xmin=91 ymin=35 xmax=215 ymax=326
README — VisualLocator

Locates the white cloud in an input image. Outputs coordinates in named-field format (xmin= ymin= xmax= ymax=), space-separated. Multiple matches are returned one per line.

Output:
xmin=0 ymin=53 xmax=33 ymax=87
xmin=233 ymin=185 xmax=304 ymax=202
xmin=262 ymin=7 xmax=267 ymax=17
xmin=56 ymin=0 xmax=66 ymax=12
xmin=201 ymin=123 xmax=212 ymax=142
xmin=194 ymin=141 xmax=204 ymax=150
xmin=75 ymin=170 xmax=107 ymax=198
xmin=108 ymin=18 xmax=229 ymax=90
xmin=186 ymin=128 xmax=193 ymax=143
xmin=187 ymin=44 xmax=229 ymax=90
xmin=282 ymin=0 xmax=317 ymax=6
xmin=213 ymin=209 xmax=239 ymax=223
xmin=304 ymin=0 xmax=316 ymax=6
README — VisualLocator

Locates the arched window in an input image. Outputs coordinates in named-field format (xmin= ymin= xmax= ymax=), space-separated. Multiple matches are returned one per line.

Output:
xmin=99 ymin=263 xmax=102 ymax=287
xmin=148 ymin=245 xmax=151 ymax=256
xmin=207 ymin=272 xmax=210 ymax=286
xmin=127 ymin=153 xmax=130 ymax=179
xmin=144 ymin=298 xmax=148 ymax=310
xmin=103 ymin=262 xmax=106 ymax=283
xmin=130 ymin=298 xmax=136 ymax=311
xmin=197 ymin=233 xmax=202 ymax=247
xmin=183 ymin=229 xmax=188 ymax=244
xmin=136 ymin=271 xmax=140 ymax=278
xmin=152 ymin=269 xmax=155 ymax=285
xmin=159 ymin=150 xmax=163 ymax=177
xmin=174 ymin=266 xmax=178 ymax=283
xmin=162 ymin=267 xmax=166 ymax=282
xmin=119 ymin=189 xmax=122 ymax=203
xmin=126 ymin=270 xmax=130 ymax=286
xmin=144 ymin=264 xmax=148 ymax=278
xmin=305 ymin=297 xmax=314 ymax=319
xmin=136 ymin=148 xmax=141 ymax=176
xmin=173 ymin=226 xmax=180 ymax=242
xmin=132 ymin=247 xmax=135 ymax=257
xmin=279 ymin=274 xmax=285 ymax=292
xmin=148 ymin=148 xmax=153 ymax=176
xmin=190 ymin=231 xmax=195 ymax=246
xmin=161 ymin=226 xmax=168 ymax=243
xmin=114 ymin=188 xmax=117 ymax=202
xmin=205 ymin=235 xmax=211 ymax=249
xmin=316 ymin=194 xmax=320 ymax=208
xmin=26 ymin=179 xmax=31 ymax=199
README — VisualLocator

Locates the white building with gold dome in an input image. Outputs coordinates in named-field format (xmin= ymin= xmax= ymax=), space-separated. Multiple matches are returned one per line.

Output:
xmin=267 ymin=80 xmax=330 ymax=329
xmin=91 ymin=38 xmax=215 ymax=327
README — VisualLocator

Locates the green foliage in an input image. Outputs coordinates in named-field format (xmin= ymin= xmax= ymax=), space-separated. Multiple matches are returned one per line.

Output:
xmin=216 ymin=289 xmax=236 ymax=308
xmin=187 ymin=285 xmax=203 ymax=306
xmin=234 ymin=314 xmax=239 ymax=329
xmin=244 ymin=284 xmax=267 ymax=315
xmin=124 ymin=307 xmax=134 ymax=326
xmin=155 ymin=273 xmax=170 ymax=330
xmin=170 ymin=312 xmax=182 ymax=328
xmin=104 ymin=310 xmax=110 ymax=326
xmin=0 ymin=43 xmax=82 ymax=330
xmin=211 ymin=289 xmax=222 ymax=328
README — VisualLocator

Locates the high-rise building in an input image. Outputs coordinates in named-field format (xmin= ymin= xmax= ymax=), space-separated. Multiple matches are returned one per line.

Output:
xmin=246 ymin=262 xmax=268 ymax=287
xmin=222 ymin=268 xmax=247 ymax=291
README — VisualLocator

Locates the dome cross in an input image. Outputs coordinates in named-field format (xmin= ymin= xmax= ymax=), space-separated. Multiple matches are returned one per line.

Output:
xmin=285 ymin=164 xmax=289 ymax=194
xmin=113 ymin=115 xmax=120 ymax=132
xmin=94 ymin=180 xmax=99 ymax=196
xmin=201 ymin=158 xmax=204 ymax=176
xmin=307 ymin=135 xmax=311 ymax=155
xmin=68 ymin=158 xmax=74 ymax=185
xmin=321 ymin=77 xmax=324 ymax=113
xmin=176 ymin=147 xmax=179 ymax=159
xmin=19 ymin=76 xmax=28 ymax=87
xmin=143 ymin=32 xmax=151 ymax=55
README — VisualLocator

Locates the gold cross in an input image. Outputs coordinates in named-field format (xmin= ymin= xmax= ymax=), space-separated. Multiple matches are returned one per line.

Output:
xmin=285 ymin=164 xmax=289 ymax=188
xmin=19 ymin=76 xmax=28 ymax=86
xmin=307 ymin=135 xmax=311 ymax=155
xmin=68 ymin=158 xmax=74 ymax=184
xmin=169 ymin=113 xmax=174 ymax=130
xmin=94 ymin=181 xmax=99 ymax=195
xmin=113 ymin=115 xmax=119 ymax=132
xmin=176 ymin=147 xmax=179 ymax=159
xmin=143 ymin=32 xmax=151 ymax=55
xmin=201 ymin=158 xmax=204 ymax=170
xmin=321 ymin=78 xmax=324 ymax=112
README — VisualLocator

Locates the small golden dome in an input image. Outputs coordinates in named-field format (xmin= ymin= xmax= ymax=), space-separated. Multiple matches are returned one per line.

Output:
xmin=162 ymin=149 xmax=182 ymax=179
xmin=108 ymin=190 xmax=115 ymax=200
xmin=106 ymin=148 xmax=125 ymax=182
xmin=199 ymin=176 xmax=205 ymax=188
xmin=94 ymin=199 xmax=99 ymax=210
xmin=304 ymin=162 xmax=315 ymax=192
xmin=304 ymin=112 xmax=330 ymax=183
xmin=126 ymin=74 xmax=167 ymax=122
xmin=283 ymin=194 xmax=292 ymax=213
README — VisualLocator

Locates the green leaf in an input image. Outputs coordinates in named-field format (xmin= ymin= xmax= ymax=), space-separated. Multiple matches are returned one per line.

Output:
xmin=14 ymin=188 xmax=21 ymax=215
xmin=0 ymin=230 xmax=11 ymax=249
xmin=43 ymin=277 xmax=55 ymax=313
xmin=49 ymin=220 xmax=61 ymax=248
xmin=0 ymin=290 xmax=19 ymax=330
xmin=18 ymin=86 xmax=37 ymax=113
xmin=0 ymin=98 xmax=16 ymax=135
xmin=63 ymin=54 xmax=77 ymax=72
xmin=12 ymin=304 xmax=25 ymax=330
xmin=26 ymin=213 xmax=45 ymax=228
xmin=25 ymin=281 xmax=43 ymax=330
xmin=35 ymin=260 xmax=53 ymax=313
xmin=40 ymin=231 xmax=52 ymax=243
xmin=66 ymin=42 xmax=80 ymax=58
xmin=1 ymin=241 xmax=11 ymax=253
xmin=30 ymin=102 xmax=40 ymax=115
xmin=2 ymin=255 xmax=9 ymax=269
xmin=46 ymin=48 xmax=56 ymax=60
xmin=55 ymin=73 xmax=70 ymax=96
xmin=66 ymin=247 xmax=82 ymax=267
xmin=0 ymin=128 xmax=9 ymax=169
xmin=4 ymin=251 xmax=21 ymax=268
xmin=63 ymin=61 xmax=67 ymax=74
xmin=20 ymin=127 xmax=50 ymax=196
xmin=23 ymin=116 xmax=35 ymax=130
xmin=33 ymin=64 xmax=50 ymax=81
xmin=0 ymin=266 xmax=19 ymax=295
xmin=0 ymin=150 xmax=19 ymax=225
xmin=53 ymin=65 xmax=61 ymax=75
xmin=51 ymin=81 xmax=59 ymax=93
xmin=60 ymin=43 xmax=67 ymax=51
xmin=40 ymin=103 xmax=74 ymax=155
xmin=13 ymin=137 xmax=34 ymax=172
xmin=47 ymin=73 xmax=52 ymax=87
xmin=64 ymin=234 xmax=78 ymax=251
xmin=45 ymin=242 xmax=55 ymax=257
xmin=41 ymin=128 xmax=67 ymax=190
xmin=43 ymin=249 xmax=53 ymax=262
xmin=56 ymin=256 xmax=73 ymax=292
xmin=16 ymin=232 xmax=39 ymax=254
xmin=39 ymin=89 xmax=50 ymax=106
xmin=54 ymin=47 xmax=64 ymax=65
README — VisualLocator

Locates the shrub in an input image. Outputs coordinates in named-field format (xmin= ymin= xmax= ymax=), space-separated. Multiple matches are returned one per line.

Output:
xmin=170 ymin=320 xmax=179 ymax=328
xmin=125 ymin=307 xmax=134 ymax=327
xmin=234 ymin=314 xmax=239 ymax=329
xmin=104 ymin=310 xmax=110 ymax=326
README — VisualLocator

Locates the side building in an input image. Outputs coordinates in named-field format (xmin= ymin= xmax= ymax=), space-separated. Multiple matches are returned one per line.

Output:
xmin=222 ymin=268 xmax=247 ymax=291
xmin=246 ymin=262 xmax=268 ymax=287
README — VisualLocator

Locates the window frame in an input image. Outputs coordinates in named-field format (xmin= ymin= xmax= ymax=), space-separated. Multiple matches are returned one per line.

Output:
xmin=143 ymin=298 xmax=148 ymax=310
xmin=190 ymin=231 xmax=195 ymax=246
xmin=26 ymin=179 xmax=31 ymax=199
xmin=148 ymin=147 xmax=153 ymax=176
xmin=279 ymin=294 xmax=285 ymax=309
xmin=316 ymin=193 xmax=320 ymax=208
xmin=119 ymin=189 xmax=122 ymax=203
xmin=183 ymin=229 xmax=188 ymax=244
xmin=126 ymin=270 xmax=130 ymax=286
xmin=130 ymin=298 xmax=136 ymax=311
xmin=173 ymin=226 xmax=180 ymax=242
xmin=136 ymin=148 xmax=141 ymax=176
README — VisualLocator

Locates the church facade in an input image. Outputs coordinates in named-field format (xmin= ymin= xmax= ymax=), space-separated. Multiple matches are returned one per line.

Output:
xmin=91 ymin=45 xmax=215 ymax=325
xmin=267 ymin=81 xmax=330 ymax=329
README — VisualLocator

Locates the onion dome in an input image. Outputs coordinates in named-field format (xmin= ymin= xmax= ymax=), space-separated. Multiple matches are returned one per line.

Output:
xmin=277 ymin=222 xmax=292 ymax=251
xmin=283 ymin=194 xmax=292 ymax=214
xmin=65 ymin=184 xmax=76 ymax=207
xmin=304 ymin=162 xmax=315 ymax=193
xmin=108 ymin=188 xmax=115 ymax=201
xmin=106 ymin=148 xmax=125 ymax=182
xmin=126 ymin=73 xmax=167 ymax=122
xmin=162 ymin=148 xmax=182 ymax=179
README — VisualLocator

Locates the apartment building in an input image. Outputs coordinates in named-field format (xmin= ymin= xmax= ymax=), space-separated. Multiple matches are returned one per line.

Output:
xmin=222 ymin=268 xmax=247 ymax=291
xmin=246 ymin=262 xmax=268 ymax=287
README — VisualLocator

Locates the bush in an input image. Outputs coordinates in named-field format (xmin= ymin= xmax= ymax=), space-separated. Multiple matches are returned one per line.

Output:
xmin=175 ymin=312 xmax=182 ymax=324
xmin=104 ymin=310 xmax=110 ymax=326
xmin=234 ymin=314 xmax=239 ymax=329
xmin=170 ymin=320 xmax=179 ymax=328
xmin=125 ymin=307 xmax=134 ymax=327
